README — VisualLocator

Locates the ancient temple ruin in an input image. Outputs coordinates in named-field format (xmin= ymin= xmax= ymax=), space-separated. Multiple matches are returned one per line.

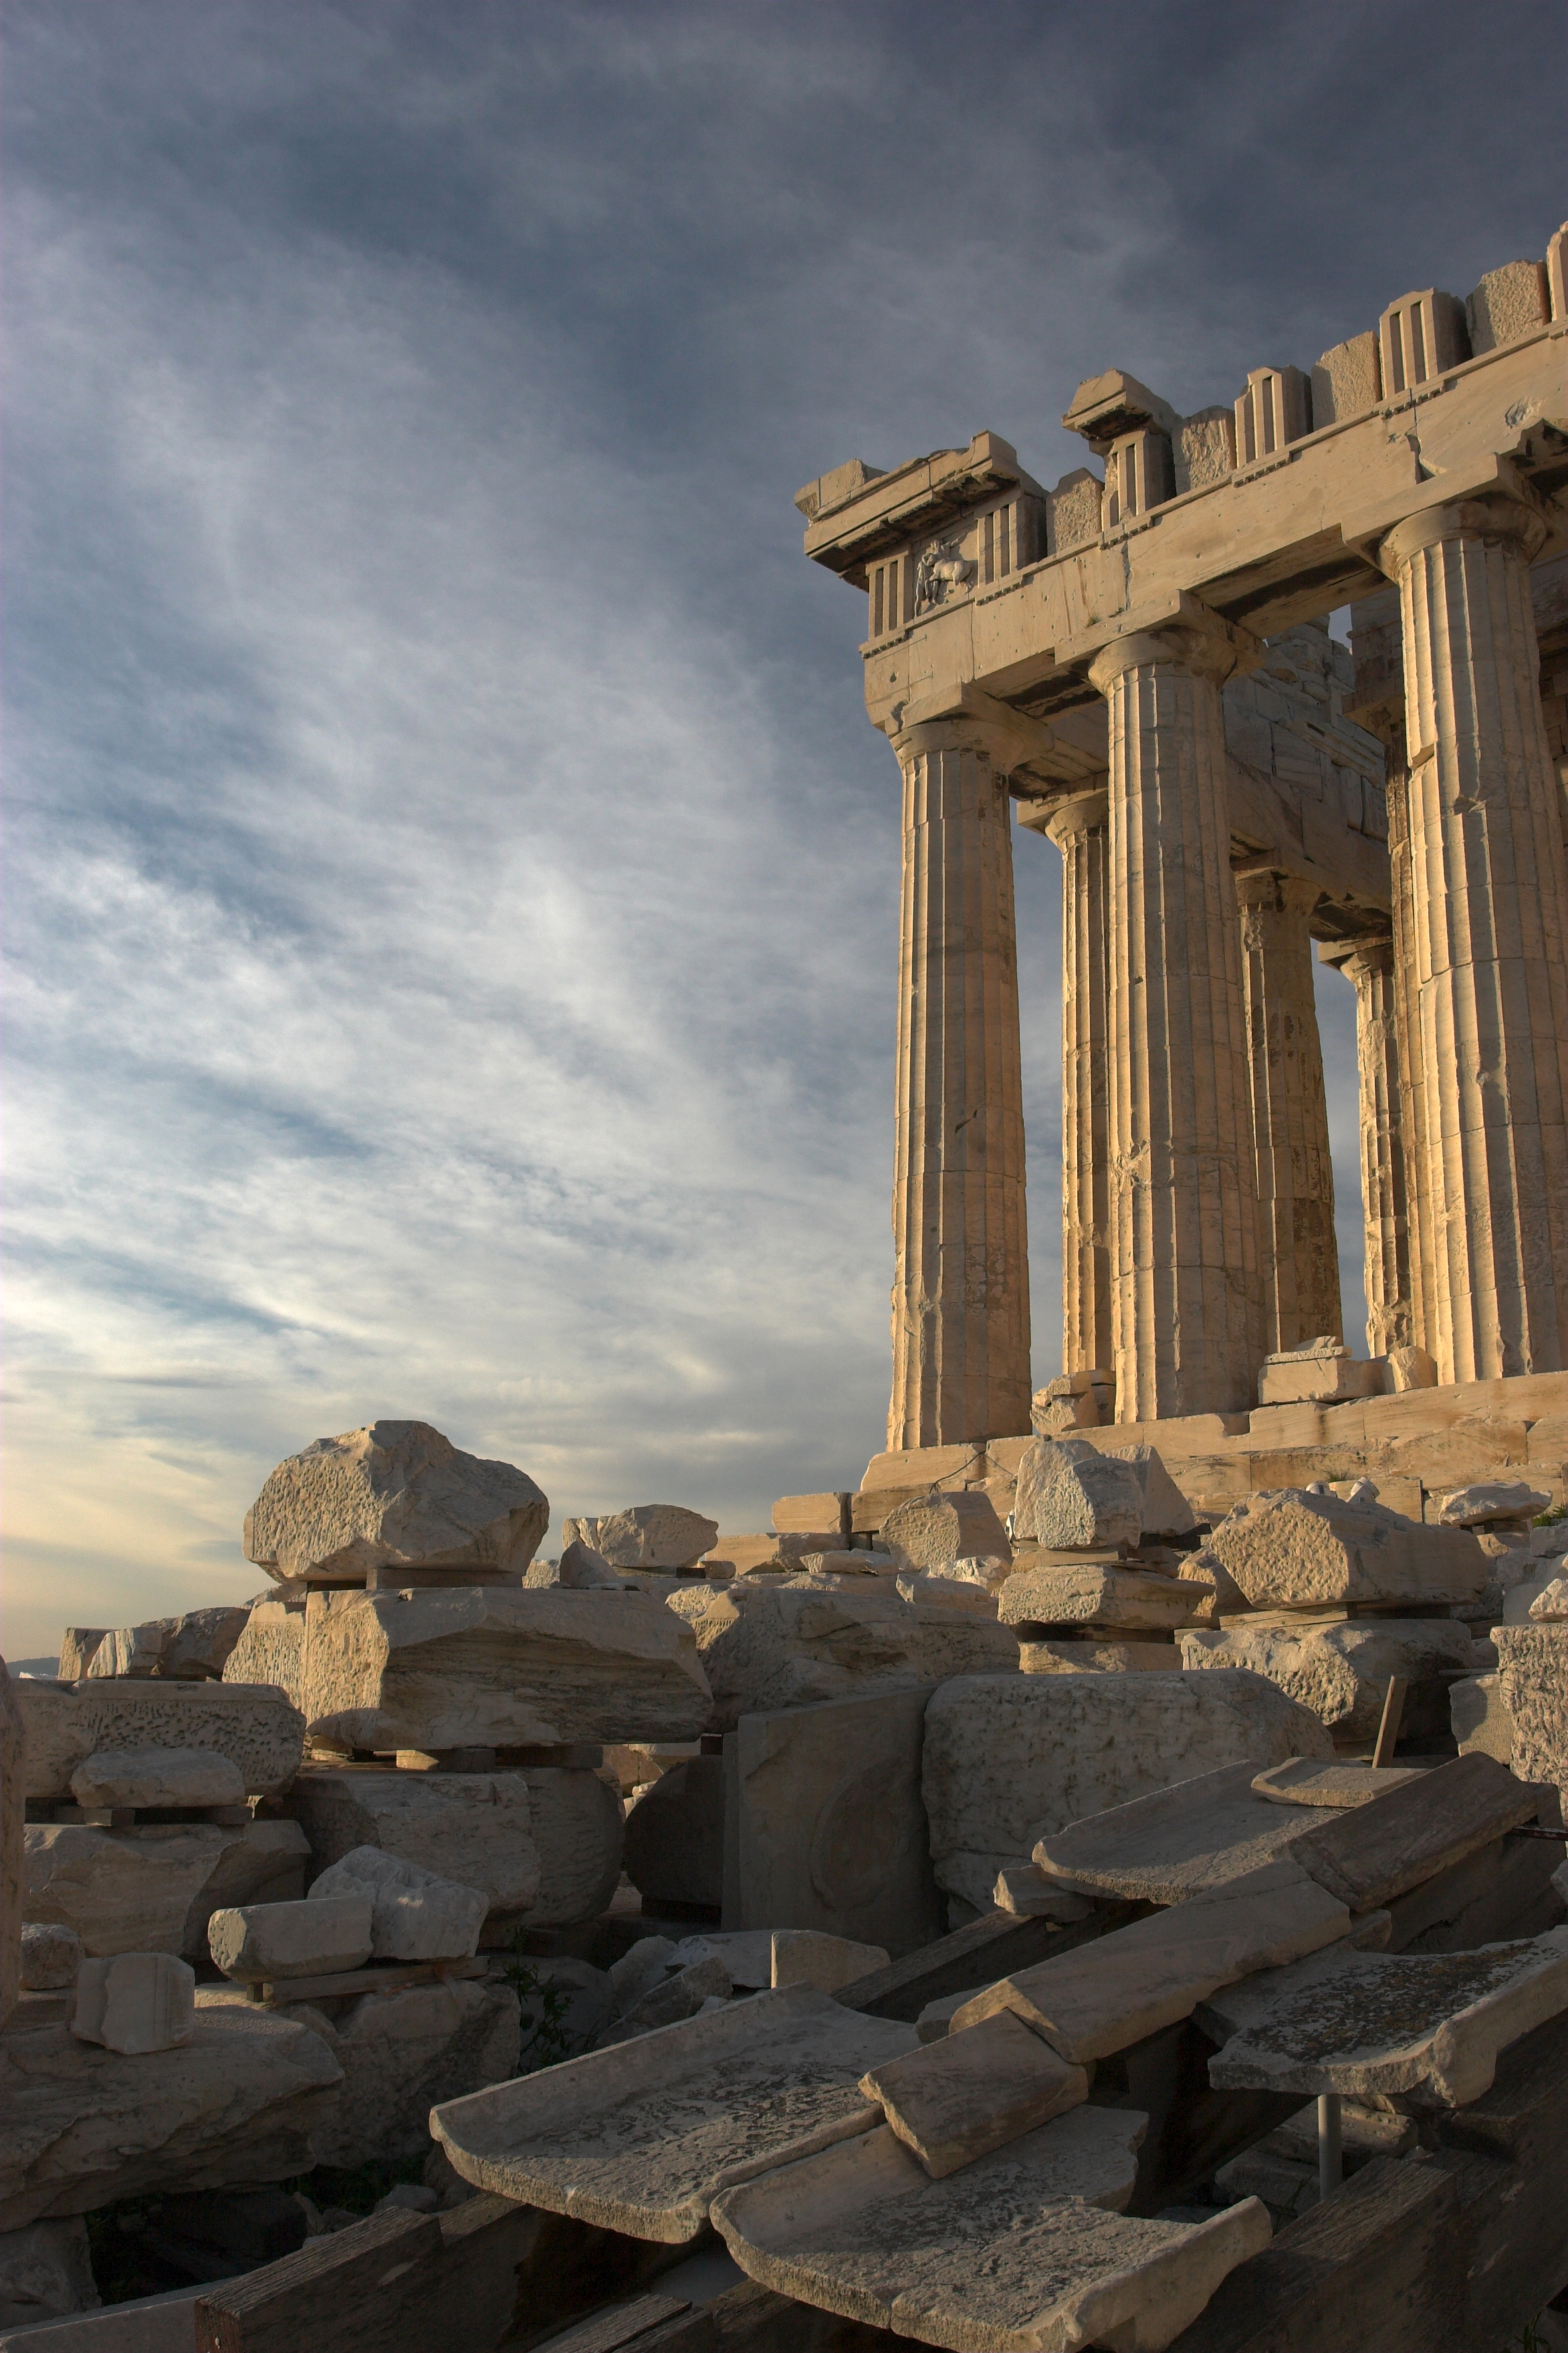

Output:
xmin=796 ymin=229 xmax=1568 ymax=1450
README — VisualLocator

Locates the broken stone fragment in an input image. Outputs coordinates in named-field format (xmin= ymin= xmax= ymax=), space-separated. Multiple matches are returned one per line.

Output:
xmin=561 ymin=1504 xmax=719 ymax=1569
xmin=71 ymin=1951 xmax=195 ymax=2054
xmin=859 ymin=2009 xmax=1089 ymax=2178
xmin=1450 ymin=1672 xmax=1514 ymax=1763
xmin=1437 ymin=1480 xmax=1551 ymax=1527
xmin=84 ymin=1607 xmax=253 ymax=1683
xmin=771 ymin=1929 xmax=889 ymax=1993
xmin=999 ymin=1563 xmax=1208 ymax=1632
xmin=522 ymin=1539 xmax=623 ymax=1589
xmin=15 ymin=1678 xmax=304 ymax=1808
xmin=302 ymin=1584 xmax=713 ymax=1751
xmin=1204 ymin=1488 xmax=1487 ymax=1609
xmin=69 ymin=1747 xmax=245 ymax=1811
xmin=879 ymin=1489 xmax=1011 ymax=1571
xmin=19 ymin=1923 xmax=82 ymax=1993
xmin=1250 ymin=1757 xmax=1430 ymax=1808
xmin=1012 ymin=1438 xmax=1143 ymax=1552
xmin=608 ymin=1934 xmax=677 ymax=2013
xmin=1031 ymin=1761 xmax=1332 ymax=1906
xmin=623 ymin=1754 xmax=723 ymax=1912
xmin=221 ymin=1597 xmax=306 ymax=1711
xmin=265 ymin=1976 xmax=520 ymax=2170
xmin=245 ymin=1419 xmax=549 ymax=1581
xmin=1179 ymin=1617 xmax=1477 ymax=1746
xmin=601 ymin=1950 xmax=732 ymax=2041
xmin=0 ymin=2214 xmax=100 ymax=2330
xmin=24 ymin=1817 xmax=311 ymax=1959
xmin=209 ymin=1893 xmax=374 ymax=1982
xmin=1529 ymin=1576 xmax=1568 ymax=1620
xmin=310 ymin=1843 xmax=486 ymax=1963
xmin=1104 ymin=1445 xmax=1198 ymax=1541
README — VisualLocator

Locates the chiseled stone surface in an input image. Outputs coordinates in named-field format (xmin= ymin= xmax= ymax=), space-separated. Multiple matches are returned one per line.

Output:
xmin=221 ymin=1599 xmax=306 ymax=1711
xmin=310 ymin=1845 xmax=485 ymax=1963
xmin=1012 ymin=1440 xmax=1141 ymax=1551
xmin=859 ymin=2010 xmax=1089 ymax=2179
xmin=18 ymin=1926 xmax=82 ymax=1994
xmin=284 ymin=1768 xmax=542 ymax=1929
xmin=0 ymin=2006 xmax=342 ymax=2229
xmin=1045 ymin=792 xmax=1113 ymax=1385
xmin=1438 ymin=1480 xmax=1551 ymax=1526
xmin=84 ymin=1608 xmax=252 ymax=1683
xmin=1000 ymin=1565 xmax=1206 ymax=1632
xmin=14 ymin=1679 xmax=304 ymax=1807
xmin=669 ymin=1581 xmax=1014 ymax=1735
xmin=880 ymin=1490 xmax=1011 ymax=1571
xmin=270 ymin=1976 xmax=521 ymax=2169
xmin=1529 ymin=1576 xmax=1568 ymax=1619
xmin=1031 ymin=1761 xmax=1327 ymax=1905
xmin=954 ymin=1862 xmax=1349 ymax=2060
xmin=68 ymin=1748 xmax=245 ymax=1811
xmin=1203 ymin=1927 xmax=1568 ymax=2106
xmin=432 ymin=1985 xmax=919 ymax=2243
xmin=245 ymin=1419 xmax=549 ymax=1581
xmin=1204 ymin=1489 xmax=1486 ymax=1609
xmin=71 ymin=1953 xmax=195 ymax=2055
xmin=302 ymin=1585 xmax=711 ymax=1752
xmin=23 ymin=1819 xmax=310 ymax=1960
xmin=209 ymin=1894 xmax=372 ymax=1982
xmin=921 ymin=1673 xmax=1329 ymax=1914
xmin=1491 ymin=1623 xmax=1568 ymax=1807
xmin=562 ymin=1507 xmax=719 ymax=1570
xmin=1179 ymin=1617 xmax=1477 ymax=1746
xmin=710 ymin=2106 xmax=1270 ymax=2353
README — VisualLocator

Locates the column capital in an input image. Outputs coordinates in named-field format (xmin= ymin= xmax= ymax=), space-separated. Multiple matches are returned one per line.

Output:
xmin=1319 ymin=929 xmax=1396 ymax=986
xmin=889 ymin=682 xmax=1059 ymax=776
xmin=1087 ymin=606 xmax=1246 ymax=695
xmin=1025 ymin=786 xmax=1109 ymax=847
xmin=1375 ymin=487 xmax=1551 ymax=580
xmin=1232 ymin=866 xmax=1320 ymax=917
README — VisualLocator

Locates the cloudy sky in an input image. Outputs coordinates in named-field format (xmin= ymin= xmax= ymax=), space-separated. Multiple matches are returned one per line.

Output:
xmin=4 ymin=1 xmax=1563 ymax=1662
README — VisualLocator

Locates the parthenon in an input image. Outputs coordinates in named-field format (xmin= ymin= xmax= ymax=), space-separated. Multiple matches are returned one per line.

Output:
xmin=796 ymin=226 xmax=1568 ymax=1451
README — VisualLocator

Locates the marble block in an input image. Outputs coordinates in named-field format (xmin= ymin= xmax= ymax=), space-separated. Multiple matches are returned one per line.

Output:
xmin=431 ymin=1985 xmax=920 ymax=2242
xmin=1437 ymin=1481 xmax=1551 ymax=1527
xmin=880 ymin=1491 xmax=1011 ymax=1571
xmin=709 ymin=2106 xmax=1270 ymax=2353
xmin=310 ymin=1845 xmax=485 ymax=1963
xmin=1204 ymin=1490 xmax=1486 ymax=1609
xmin=84 ymin=1608 xmax=252 ymax=1684
xmin=268 ymin=1974 xmax=521 ymax=2170
xmin=18 ymin=1925 xmax=82 ymax=1993
xmin=1202 ymin=1928 xmax=1568 ymax=2106
xmin=922 ymin=1674 xmax=1329 ymax=1916
xmin=954 ymin=1862 xmax=1349 ymax=2059
xmin=302 ymin=1585 xmax=712 ymax=1751
xmin=0 ymin=2215 xmax=100 ymax=2332
xmin=562 ymin=1506 xmax=719 ymax=1569
xmin=859 ymin=2011 xmax=1089 ymax=2178
xmin=1178 ymin=1617 xmax=1477 ymax=1746
xmin=24 ymin=1819 xmax=310 ymax=1960
xmin=1103 ymin=1447 xmax=1198 ymax=1541
xmin=1031 ymin=1761 xmax=1326 ymax=1904
xmin=71 ymin=1953 xmax=195 ymax=2055
xmin=1250 ymin=1758 xmax=1430 ymax=1807
xmin=999 ymin=1566 xmax=1206 ymax=1632
xmin=245 ymin=1418 xmax=549 ymax=1581
xmin=221 ymin=1599 xmax=306 ymax=1712
xmin=1450 ymin=1673 xmax=1514 ymax=1763
xmin=14 ymin=1680 xmax=304 ymax=1807
xmin=1012 ymin=1441 xmax=1142 ymax=1552
xmin=771 ymin=1931 xmax=889 ymax=1994
xmin=68 ymin=1749 xmax=245 ymax=1811
xmin=1284 ymin=1752 xmax=1543 ymax=1911
xmin=208 ymin=1894 xmax=373 ymax=1982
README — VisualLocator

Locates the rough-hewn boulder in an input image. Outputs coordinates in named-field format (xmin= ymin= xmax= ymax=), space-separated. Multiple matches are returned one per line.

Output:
xmin=561 ymin=1505 xmax=718 ymax=1569
xmin=1205 ymin=1488 xmax=1486 ymax=1609
xmin=879 ymin=1490 xmax=1011 ymax=1570
xmin=1178 ymin=1619 xmax=1478 ymax=1745
xmin=245 ymin=1420 xmax=548 ymax=1582
xmin=1012 ymin=1440 xmax=1142 ymax=1551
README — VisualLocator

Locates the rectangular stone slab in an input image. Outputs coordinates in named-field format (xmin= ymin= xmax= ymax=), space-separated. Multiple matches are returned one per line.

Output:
xmin=858 ymin=2011 xmax=1089 ymax=2178
xmin=1202 ymin=1927 xmax=1568 ymax=2107
xmin=709 ymin=2108 xmax=1272 ymax=2353
xmin=1250 ymin=1759 xmax=1430 ymax=1809
xmin=1283 ymin=1753 xmax=1544 ymax=1910
xmin=430 ymin=1985 xmax=920 ymax=2242
xmin=998 ymin=1567 xmax=1204 ymax=1632
xmin=1031 ymin=1763 xmax=1324 ymax=1904
xmin=951 ymin=1864 xmax=1350 ymax=2061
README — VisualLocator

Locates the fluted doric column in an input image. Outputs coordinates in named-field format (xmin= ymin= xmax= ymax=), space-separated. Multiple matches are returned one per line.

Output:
xmin=1378 ymin=492 xmax=1568 ymax=1379
xmin=1043 ymin=788 xmax=1113 ymax=1378
xmin=1235 ymin=868 xmax=1343 ymax=1353
xmin=887 ymin=712 xmax=1031 ymax=1448
xmin=1329 ymin=933 xmax=1412 ymax=1354
xmin=1088 ymin=621 xmax=1264 ymax=1420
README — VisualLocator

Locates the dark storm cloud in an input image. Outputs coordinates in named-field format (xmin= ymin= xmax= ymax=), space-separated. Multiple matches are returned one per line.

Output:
xmin=3 ymin=0 xmax=1563 ymax=1652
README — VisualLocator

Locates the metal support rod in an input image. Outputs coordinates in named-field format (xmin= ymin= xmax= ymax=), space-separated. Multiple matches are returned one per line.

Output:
xmin=1317 ymin=2093 xmax=1343 ymax=2200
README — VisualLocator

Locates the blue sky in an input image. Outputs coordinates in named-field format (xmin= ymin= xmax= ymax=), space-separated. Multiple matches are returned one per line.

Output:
xmin=4 ymin=1 xmax=1565 ymax=1661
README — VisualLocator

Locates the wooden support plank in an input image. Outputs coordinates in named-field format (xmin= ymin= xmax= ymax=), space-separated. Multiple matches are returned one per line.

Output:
xmin=830 ymin=1903 xmax=1141 ymax=2021
xmin=627 ymin=2279 xmax=930 ymax=2353
xmin=1286 ymin=1754 xmax=1543 ymax=1910
xmin=534 ymin=2291 xmax=691 ymax=2353
xmin=1371 ymin=1676 xmax=1408 ymax=1769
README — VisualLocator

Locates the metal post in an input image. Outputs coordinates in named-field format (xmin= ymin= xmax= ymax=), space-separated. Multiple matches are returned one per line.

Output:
xmin=1371 ymin=1674 xmax=1408 ymax=1767
xmin=1318 ymin=2092 xmax=1343 ymax=2199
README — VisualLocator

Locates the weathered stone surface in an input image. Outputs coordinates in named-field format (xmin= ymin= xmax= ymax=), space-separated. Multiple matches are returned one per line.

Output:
xmin=209 ymin=1894 xmax=372 ymax=1981
xmin=999 ymin=1566 xmax=1206 ymax=1632
xmin=602 ymin=1952 xmax=732 ymax=2043
xmin=0 ymin=2005 xmax=342 ymax=2229
xmin=285 ymin=1767 xmax=538 ymax=1922
xmin=671 ymin=1581 xmax=1014 ymax=1733
xmin=523 ymin=1540 xmax=623 ymax=1589
xmin=1205 ymin=1489 xmax=1486 ymax=1609
xmin=1018 ymin=1641 xmax=1182 ymax=1676
xmin=921 ymin=1673 xmax=1330 ymax=1914
xmin=1 ymin=1664 xmax=20 ymax=2030
xmin=1250 ymin=1757 xmax=1430 ymax=1807
xmin=0 ymin=2217 xmax=99 ymax=2332
xmin=992 ymin=1869 xmax=1095 ymax=1922
xmin=1530 ymin=1575 xmax=1568 ymax=1619
xmin=709 ymin=2108 xmax=1270 ymax=2353
xmin=520 ymin=1765 xmax=625 ymax=1926
xmin=57 ymin=1632 xmax=106 ymax=1680
xmin=562 ymin=1506 xmax=718 ymax=1570
xmin=432 ymin=1985 xmax=919 ymax=2243
xmin=1012 ymin=1440 xmax=1142 ymax=1552
xmin=1286 ymin=1752 xmax=1543 ymax=1911
xmin=1030 ymin=1763 xmax=1329 ymax=1904
xmin=1203 ymin=1928 xmax=1568 ymax=2106
xmin=13 ymin=1679 xmax=304 ymax=1806
xmin=69 ymin=1748 xmax=245 ymax=1810
xmin=302 ymin=1586 xmax=711 ymax=1751
xmin=772 ymin=1932 xmax=889 ymax=1993
xmin=954 ymin=1862 xmax=1350 ymax=2059
xmin=880 ymin=1491 xmax=1010 ymax=1571
xmin=1179 ymin=1618 xmax=1477 ymax=1745
xmin=71 ymin=1953 xmax=194 ymax=2055
xmin=607 ymin=1935 xmax=679 ymax=2013
xmin=1450 ymin=1672 xmax=1514 ymax=1762
xmin=1104 ymin=1446 xmax=1198 ymax=1540
xmin=85 ymin=1609 xmax=252 ymax=1683
xmin=245 ymin=1420 xmax=549 ymax=1581
xmin=723 ymin=1689 xmax=945 ymax=1957
xmin=1256 ymin=1345 xmax=1378 ymax=1408
xmin=267 ymin=1976 xmax=520 ymax=2168
xmin=311 ymin=1845 xmax=485 ymax=1962
xmin=624 ymin=1757 xmax=723 ymax=1910
xmin=23 ymin=1819 xmax=310 ymax=1960
xmin=897 ymin=1571 xmax=1000 ymax=1616
xmin=1494 ymin=1623 xmax=1568 ymax=1805
xmin=18 ymin=1926 xmax=81 ymax=1993
xmin=859 ymin=2011 xmax=1089 ymax=2178
xmin=221 ymin=1599 xmax=305 ymax=1710
xmin=1437 ymin=1480 xmax=1550 ymax=1526
xmin=1175 ymin=1547 xmax=1248 ymax=1624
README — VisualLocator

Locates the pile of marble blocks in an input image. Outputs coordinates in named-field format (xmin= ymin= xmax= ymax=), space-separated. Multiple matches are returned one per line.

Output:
xmin=999 ymin=1436 xmax=1212 ymax=1672
xmin=60 ymin=1605 xmax=252 ymax=1682
xmin=1176 ymin=1485 xmax=1491 ymax=1747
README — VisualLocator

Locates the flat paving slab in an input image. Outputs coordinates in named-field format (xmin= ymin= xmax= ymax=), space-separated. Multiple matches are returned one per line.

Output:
xmin=1250 ymin=1759 xmax=1430 ymax=1809
xmin=859 ymin=2010 xmax=1088 ymax=2178
xmin=1031 ymin=1763 xmax=1323 ymax=1904
xmin=430 ymin=1985 xmax=919 ymax=2241
xmin=1202 ymin=1927 xmax=1568 ymax=2107
xmin=710 ymin=2107 xmax=1270 ymax=2352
